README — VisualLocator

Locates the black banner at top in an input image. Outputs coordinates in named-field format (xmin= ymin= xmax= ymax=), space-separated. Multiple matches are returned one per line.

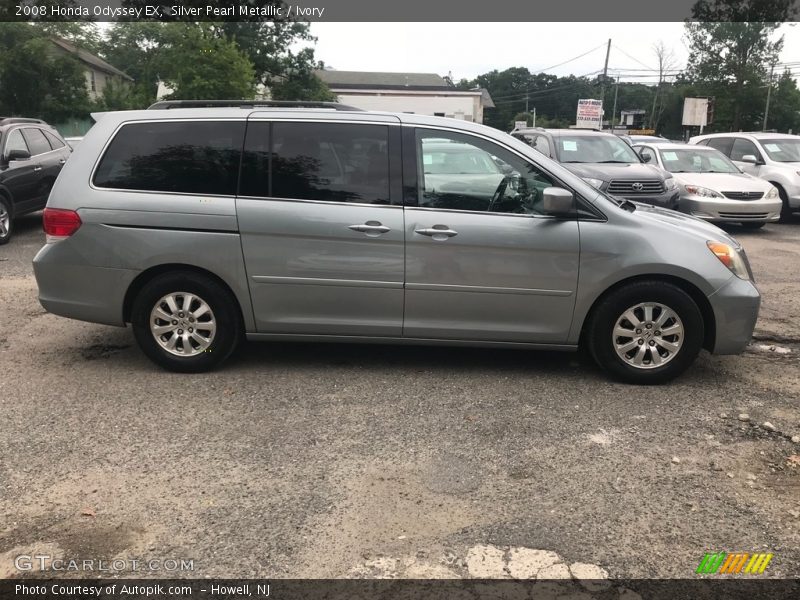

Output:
xmin=1 ymin=0 xmax=799 ymax=22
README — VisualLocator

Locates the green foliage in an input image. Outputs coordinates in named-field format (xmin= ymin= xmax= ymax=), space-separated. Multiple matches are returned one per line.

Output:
xmin=684 ymin=0 xmax=796 ymax=130
xmin=0 ymin=23 xmax=90 ymax=122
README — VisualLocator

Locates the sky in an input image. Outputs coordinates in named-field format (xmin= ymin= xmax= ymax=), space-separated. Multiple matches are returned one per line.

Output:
xmin=308 ymin=22 xmax=800 ymax=84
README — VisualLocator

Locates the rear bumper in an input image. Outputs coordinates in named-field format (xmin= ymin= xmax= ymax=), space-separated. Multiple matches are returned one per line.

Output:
xmin=708 ymin=276 xmax=760 ymax=355
xmin=680 ymin=196 xmax=782 ymax=223
xmin=33 ymin=242 xmax=135 ymax=327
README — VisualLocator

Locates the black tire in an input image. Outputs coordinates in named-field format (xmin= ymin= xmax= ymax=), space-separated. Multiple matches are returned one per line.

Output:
xmin=740 ymin=222 xmax=765 ymax=230
xmin=131 ymin=271 xmax=242 ymax=372
xmin=0 ymin=196 xmax=13 ymax=245
xmin=775 ymin=184 xmax=793 ymax=223
xmin=586 ymin=281 xmax=704 ymax=385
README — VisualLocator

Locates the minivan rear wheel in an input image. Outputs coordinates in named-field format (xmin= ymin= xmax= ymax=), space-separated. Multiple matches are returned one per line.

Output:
xmin=586 ymin=281 xmax=704 ymax=384
xmin=131 ymin=272 xmax=241 ymax=372
xmin=0 ymin=197 xmax=12 ymax=245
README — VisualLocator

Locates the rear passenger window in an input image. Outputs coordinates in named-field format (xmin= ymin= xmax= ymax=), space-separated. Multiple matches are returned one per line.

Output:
xmin=704 ymin=137 xmax=733 ymax=156
xmin=240 ymin=122 xmax=390 ymax=204
xmin=23 ymin=128 xmax=52 ymax=156
xmin=43 ymin=131 xmax=66 ymax=150
xmin=93 ymin=121 xmax=245 ymax=195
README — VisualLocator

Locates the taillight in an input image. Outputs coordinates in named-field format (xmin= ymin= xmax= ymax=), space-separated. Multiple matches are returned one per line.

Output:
xmin=43 ymin=208 xmax=82 ymax=241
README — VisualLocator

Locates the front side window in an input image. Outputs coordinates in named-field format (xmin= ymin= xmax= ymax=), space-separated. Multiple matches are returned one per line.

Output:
xmin=4 ymin=129 xmax=29 ymax=158
xmin=241 ymin=122 xmax=391 ymax=204
xmin=23 ymin=128 xmax=52 ymax=156
xmin=759 ymin=138 xmax=800 ymax=162
xmin=416 ymin=129 xmax=559 ymax=215
xmin=554 ymin=135 xmax=640 ymax=163
xmin=533 ymin=136 xmax=550 ymax=156
xmin=730 ymin=138 xmax=761 ymax=162
xmin=93 ymin=121 xmax=245 ymax=195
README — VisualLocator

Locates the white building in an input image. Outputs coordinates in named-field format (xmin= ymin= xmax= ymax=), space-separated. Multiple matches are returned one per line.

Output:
xmin=316 ymin=70 xmax=494 ymax=123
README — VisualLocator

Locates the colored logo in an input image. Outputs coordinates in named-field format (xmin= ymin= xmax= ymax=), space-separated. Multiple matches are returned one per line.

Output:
xmin=696 ymin=552 xmax=774 ymax=575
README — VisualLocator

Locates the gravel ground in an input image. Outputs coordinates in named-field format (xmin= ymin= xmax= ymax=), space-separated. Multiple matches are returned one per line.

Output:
xmin=1 ymin=211 xmax=799 ymax=580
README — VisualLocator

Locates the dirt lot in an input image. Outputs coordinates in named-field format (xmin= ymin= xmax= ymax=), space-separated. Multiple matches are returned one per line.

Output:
xmin=1 ymin=212 xmax=799 ymax=580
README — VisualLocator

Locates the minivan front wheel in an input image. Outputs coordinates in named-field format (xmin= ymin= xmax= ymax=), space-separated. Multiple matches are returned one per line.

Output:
xmin=587 ymin=281 xmax=704 ymax=384
xmin=131 ymin=272 xmax=242 ymax=372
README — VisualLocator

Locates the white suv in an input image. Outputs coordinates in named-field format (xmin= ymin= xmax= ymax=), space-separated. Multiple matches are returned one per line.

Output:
xmin=689 ymin=132 xmax=800 ymax=221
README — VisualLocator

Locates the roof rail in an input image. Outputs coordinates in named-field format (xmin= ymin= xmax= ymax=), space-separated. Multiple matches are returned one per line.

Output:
xmin=147 ymin=100 xmax=364 ymax=111
xmin=0 ymin=117 xmax=47 ymax=126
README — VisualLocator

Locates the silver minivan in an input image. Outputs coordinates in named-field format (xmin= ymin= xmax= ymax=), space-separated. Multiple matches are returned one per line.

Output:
xmin=33 ymin=101 xmax=761 ymax=384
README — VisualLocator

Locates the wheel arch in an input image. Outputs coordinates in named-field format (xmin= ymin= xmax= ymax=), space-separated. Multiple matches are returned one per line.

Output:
xmin=579 ymin=274 xmax=716 ymax=352
xmin=123 ymin=263 xmax=246 ymax=330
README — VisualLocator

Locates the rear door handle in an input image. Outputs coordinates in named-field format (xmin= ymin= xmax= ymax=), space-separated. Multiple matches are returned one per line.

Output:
xmin=415 ymin=226 xmax=458 ymax=239
xmin=348 ymin=221 xmax=391 ymax=236
xmin=59 ymin=159 xmax=66 ymax=165
xmin=33 ymin=166 xmax=42 ymax=172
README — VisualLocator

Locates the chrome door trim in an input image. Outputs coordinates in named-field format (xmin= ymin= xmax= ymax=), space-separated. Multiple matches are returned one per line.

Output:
xmin=405 ymin=282 xmax=573 ymax=297
xmin=251 ymin=276 xmax=403 ymax=289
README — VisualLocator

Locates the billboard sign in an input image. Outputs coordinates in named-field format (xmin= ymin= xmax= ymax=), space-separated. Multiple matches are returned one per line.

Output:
xmin=682 ymin=98 xmax=709 ymax=127
xmin=576 ymin=99 xmax=603 ymax=129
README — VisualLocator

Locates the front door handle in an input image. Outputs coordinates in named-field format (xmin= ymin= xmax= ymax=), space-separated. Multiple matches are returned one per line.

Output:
xmin=415 ymin=225 xmax=458 ymax=240
xmin=59 ymin=159 xmax=66 ymax=165
xmin=33 ymin=166 xmax=42 ymax=172
xmin=348 ymin=221 xmax=391 ymax=236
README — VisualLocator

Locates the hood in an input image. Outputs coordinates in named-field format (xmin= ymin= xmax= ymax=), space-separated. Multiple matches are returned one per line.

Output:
xmin=628 ymin=202 xmax=740 ymax=247
xmin=560 ymin=162 xmax=667 ymax=183
xmin=673 ymin=171 xmax=769 ymax=192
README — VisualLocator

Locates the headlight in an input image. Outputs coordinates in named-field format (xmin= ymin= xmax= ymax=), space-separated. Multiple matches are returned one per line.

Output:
xmin=686 ymin=185 xmax=723 ymax=198
xmin=707 ymin=241 xmax=751 ymax=280
xmin=582 ymin=177 xmax=604 ymax=189
xmin=766 ymin=186 xmax=779 ymax=199
xmin=665 ymin=178 xmax=677 ymax=190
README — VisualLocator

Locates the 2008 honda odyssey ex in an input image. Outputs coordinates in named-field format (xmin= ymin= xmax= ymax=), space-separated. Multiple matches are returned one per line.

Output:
xmin=33 ymin=101 xmax=760 ymax=384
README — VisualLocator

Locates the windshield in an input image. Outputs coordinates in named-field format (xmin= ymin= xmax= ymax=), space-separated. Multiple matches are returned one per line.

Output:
xmin=422 ymin=144 xmax=501 ymax=175
xmin=759 ymin=138 xmax=800 ymax=162
xmin=555 ymin=135 xmax=641 ymax=163
xmin=658 ymin=148 xmax=739 ymax=174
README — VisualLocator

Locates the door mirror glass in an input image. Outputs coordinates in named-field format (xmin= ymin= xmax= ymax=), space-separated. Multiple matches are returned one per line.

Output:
xmin=542 ymin=187 xmax=574 ymax=216
xmin=640 ymin=152 xmax=651 ymax=163
xmin=7 ymin=148 xmax=31 ymax=161
xmin=740 ymin=154 xmax=758 ymax=164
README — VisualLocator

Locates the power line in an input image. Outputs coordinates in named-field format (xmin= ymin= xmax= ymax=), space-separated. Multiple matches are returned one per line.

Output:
xmin=535 ymin=42 xmax=609 ymax=73
xmin=612 ymin=44 xmax=658 ymax=71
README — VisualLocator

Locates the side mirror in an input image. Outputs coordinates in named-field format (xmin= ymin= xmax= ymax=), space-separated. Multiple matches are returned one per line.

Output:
xmin=542 ymin=187 xmax=574 ymax=216
xmin=6 ymin=148 xmax=31 ymax=161
xmin=741 ymin=154 xmax=759 ymax=164
xmin=640 ymin=153 xmax=651 ymax=163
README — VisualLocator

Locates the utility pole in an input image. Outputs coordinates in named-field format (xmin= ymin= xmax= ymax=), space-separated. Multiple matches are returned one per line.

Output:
xmin=525 ymin=94 xmax=529 ymax=114
xmin=533 ymin=106 xmax=536 ymax=127
xmin=600 ymin=39 xmax=611 ymax=129
xmin=611 ymin=76 xmax=620 ymax=133
xmin=763 ymin=64 xmax=774 ymax=131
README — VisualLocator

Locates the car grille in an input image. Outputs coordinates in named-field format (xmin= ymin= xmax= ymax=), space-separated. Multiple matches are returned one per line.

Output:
xmin=607 ymin=180 xmax=665 ymax=194
xmin=722 ymin=191 xmax=764 ymax=200
xmin=718 ymin=212 xmax=769 ymax=219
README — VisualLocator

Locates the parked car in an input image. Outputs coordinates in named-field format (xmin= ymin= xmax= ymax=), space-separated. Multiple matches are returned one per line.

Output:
xmin=512 ymin=127 xmax=680 ymax=209
xmin=33 ymin=101 xmax=760 ymax=384
xmin=634 ymin=142 xmax=782 ymax=229
xmin=689 ymin=132 xmax=800 ymax=221
xmin=628 ymin=135 xmax=669 ymax=144
xmin=0 ymin=117 xmax=71 ymax=244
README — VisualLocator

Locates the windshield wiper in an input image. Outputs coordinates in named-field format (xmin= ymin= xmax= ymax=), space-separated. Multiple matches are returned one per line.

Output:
xmin=597 ymin=160 xmax=630 ymax=163
xmin=618 ymin=199 xmax=637 ymax=212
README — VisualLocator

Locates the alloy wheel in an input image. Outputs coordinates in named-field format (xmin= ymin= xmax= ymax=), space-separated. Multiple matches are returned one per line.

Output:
xmin=150 ymin=292 xmax=216 ymax=357
xmin=612 ymin=302 xmax=684 ymax=369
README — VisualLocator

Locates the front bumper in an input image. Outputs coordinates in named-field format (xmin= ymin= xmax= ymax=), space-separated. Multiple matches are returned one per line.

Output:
xmin=680 ymin=195 xmax=782 ymax=223
xmin=708 ymin=275 xmax=760 ymax=355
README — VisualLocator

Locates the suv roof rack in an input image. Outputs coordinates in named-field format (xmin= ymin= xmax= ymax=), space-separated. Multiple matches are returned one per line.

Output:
xmin=0 ymin=117 xmax=47 ymax=126
xmin=147 ymin=100 xmax=364 ymax=111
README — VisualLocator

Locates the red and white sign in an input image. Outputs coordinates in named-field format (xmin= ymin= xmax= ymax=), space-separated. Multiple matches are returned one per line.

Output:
xmin=576 ymin=99 xmax=603 ymax=129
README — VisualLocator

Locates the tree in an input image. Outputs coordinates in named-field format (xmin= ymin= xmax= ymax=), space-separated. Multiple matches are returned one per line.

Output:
xmin=649 ymin=40 xmax=678 ymax=129
xmin=0 ymin=23 xmax=90 ymax=122
xmin=766 ymin=70 xmax=800 ymax=132
xmin=684 ymin=0 xmax=796 ymax=130
xmin=155 ymin=24 xmax=255 ymax=100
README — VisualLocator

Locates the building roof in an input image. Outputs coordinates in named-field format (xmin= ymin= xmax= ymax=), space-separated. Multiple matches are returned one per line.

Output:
xmin=50 ymin=38 xmax=133 ymax=82
xmin=316 ymin=70 xmax=450 ymax=90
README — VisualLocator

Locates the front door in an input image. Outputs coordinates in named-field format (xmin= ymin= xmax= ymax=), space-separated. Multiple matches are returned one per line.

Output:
xmin=237 ymin=118 xmax=406 ymax=336
xmin=402 ymin=128 xmax=580 ymax=343
xmin=730 ymin=138 xmax=764 ymax=176
xmin=0 ymin=129 xmax=39 ymax=213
